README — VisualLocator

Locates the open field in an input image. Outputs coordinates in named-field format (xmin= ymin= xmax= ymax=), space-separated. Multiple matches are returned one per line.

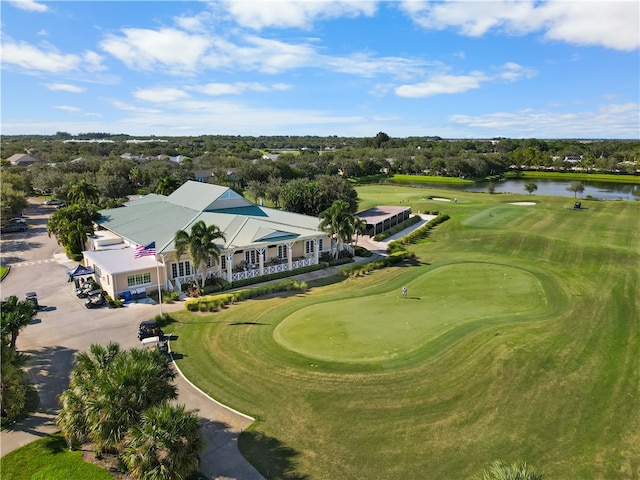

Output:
xmin=170 ymin=187 xmax=640 ymax=479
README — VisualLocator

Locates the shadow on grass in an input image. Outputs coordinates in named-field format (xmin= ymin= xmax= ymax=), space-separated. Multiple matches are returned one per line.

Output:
xmin=229 ymin=321 xmax=268 ymax=326
xmin=239 ymin=429 xmax=310 ymax=480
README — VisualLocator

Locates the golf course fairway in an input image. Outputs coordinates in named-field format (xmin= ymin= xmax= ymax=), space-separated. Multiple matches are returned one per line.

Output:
xmin=274 ymin=263 xmax=549 ymax=363
xmin=170 ymin=187 xmax=639 ymax=480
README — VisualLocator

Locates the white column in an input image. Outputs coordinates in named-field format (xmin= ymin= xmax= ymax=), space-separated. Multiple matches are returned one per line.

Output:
xmin=313 ymin=238 xmax=319 ymax=264
xmin=287 ymin=243 xmax=293 ymax=271
xmin=257 ymin=248 xmax=265 ymax=276
xmin=226 ymin=252 xmax=234 ymax=283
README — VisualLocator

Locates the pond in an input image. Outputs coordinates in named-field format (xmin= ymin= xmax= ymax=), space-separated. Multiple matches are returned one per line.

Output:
xmin=410 ymin=178 xmax=640 ymax=201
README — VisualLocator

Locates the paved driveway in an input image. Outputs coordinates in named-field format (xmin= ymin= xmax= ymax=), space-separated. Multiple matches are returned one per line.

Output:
xmin=0 ymin=199 xmax=263 ymax=480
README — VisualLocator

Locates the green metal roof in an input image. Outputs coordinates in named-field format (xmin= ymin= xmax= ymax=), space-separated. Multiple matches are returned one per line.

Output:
xmin=98 ymin=181 xmax=324 ymax=253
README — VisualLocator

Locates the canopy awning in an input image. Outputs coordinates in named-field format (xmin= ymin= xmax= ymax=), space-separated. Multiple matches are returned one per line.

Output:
xmin=66 ymin=264 xmax=95 ymax=278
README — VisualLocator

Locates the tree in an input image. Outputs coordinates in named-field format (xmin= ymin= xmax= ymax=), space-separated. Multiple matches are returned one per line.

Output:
xmin=472 ymin=460 xmax=543 ymax=480
xmin=122 ymin=402 xmax=204 ymax=480
xmin=524 ymin=181 xmax=538 ymax=195
xmin=319 ymin=200 xmax=354 ymax=258
xmin=0 ymin=181 xmax=28 ymax=220
xmin=57 ymin=343 xmax=177 ymax=455
xmin=156 ymin=176 xmax=180 ymax=196
xmin=352 ymin=217 xmax=368 ymax=246
xmin=1 ymin=296 xmax=36 ymax=350
xmin=567 ymin=181 xmax=585 ymax=198
xmin=174 ymin=220 xmax=226 ymax=288
xmin=1 ymin=296 xmax=34 ymax=423
xmin=48 ymin=204 xmax=100 ymax=258
xmin=488 ymin=182 xmax=496 ymax=194
xmin=68 ymin=180 xmax=100 ymax=204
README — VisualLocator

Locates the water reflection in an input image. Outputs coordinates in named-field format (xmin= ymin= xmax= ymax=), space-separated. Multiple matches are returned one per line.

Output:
xmin=407 ymin=178 xmax=639 ymax=201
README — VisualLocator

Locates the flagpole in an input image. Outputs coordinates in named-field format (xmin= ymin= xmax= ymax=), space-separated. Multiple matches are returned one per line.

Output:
xmin=156 ymin=253 xmax=163 ymax=316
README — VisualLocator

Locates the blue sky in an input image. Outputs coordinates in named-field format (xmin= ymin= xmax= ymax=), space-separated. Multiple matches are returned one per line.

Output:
xmin=2 ymin=0 xmax=639 ymax=138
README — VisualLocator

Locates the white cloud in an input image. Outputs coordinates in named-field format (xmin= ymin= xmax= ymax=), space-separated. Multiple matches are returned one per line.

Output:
xmin=221 ymin=0 xmax=377 ymax=30
xmin=133 ymin=87 xmax=191 ymax=103
xmin=190 ymin=82 xmax=289 ymax=95
xmin=448 ymin=103 xmax=640 ymax=137
xmin=1 ymin=40 xmax=82 ymax=73
xmin=401 ymin=0 xmax=639 ymax=51
xmin=54 ymin=105 xmax=81 ymax=112
xmin=396 ymin=72 xmax=489 ymax=97
xmin=45 ymin=83 xmax=86 ymax=93
xmin=7 ymin=0 xmax=48 ymax=13
xmin=496 ymin=62 xmax=537 ymax=82
xmin=540 ymin=1 xmax=639 ymax=51
xmin=100 ymin=28 xmax=212 ymax=72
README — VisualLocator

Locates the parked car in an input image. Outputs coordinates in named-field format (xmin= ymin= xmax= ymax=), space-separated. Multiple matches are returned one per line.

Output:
xmin=43 ymin=199 xmax=63 ymax=205
xmin=138 ymin=320 xmax=164 ymax=341
xmin=7 ymin=217 xmax=28 ymax=225
xmin=1 ymin=222 xmax=27 ymax=233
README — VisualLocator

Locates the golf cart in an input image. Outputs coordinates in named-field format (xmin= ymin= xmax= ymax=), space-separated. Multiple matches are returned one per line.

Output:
xmin=141 ymin=335 xmax=169 ymax=354
xmin=24 ymin=292 xmax=39 ymax=313
xmin=138 ymin=320 xmax=164 ymax=341
xmin=85 ymin=290 xmax=106 ymax=309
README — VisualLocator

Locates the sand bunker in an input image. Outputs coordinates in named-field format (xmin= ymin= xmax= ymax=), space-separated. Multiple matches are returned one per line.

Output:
xmin=431 ymin=197 xmax=451 ymax=202
xmin=508 ymin=202 xmax=536 ymax=206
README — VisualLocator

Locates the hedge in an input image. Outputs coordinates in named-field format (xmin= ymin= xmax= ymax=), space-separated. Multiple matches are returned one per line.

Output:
xmin=184 ymin=279 xmax=309 ymax=312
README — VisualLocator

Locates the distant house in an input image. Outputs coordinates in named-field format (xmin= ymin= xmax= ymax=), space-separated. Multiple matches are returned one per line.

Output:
xmin=193 ymin=170 xmax=213 ymax=183
xmin=83 ymin=181 xmax=331 ymax=299
xmin=5 ymin=153 xmax=42 ymax=167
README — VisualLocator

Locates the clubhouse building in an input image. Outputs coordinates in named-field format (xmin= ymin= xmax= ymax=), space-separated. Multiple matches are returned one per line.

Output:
xmin=83 ymin=181 xmax=331 ymax=299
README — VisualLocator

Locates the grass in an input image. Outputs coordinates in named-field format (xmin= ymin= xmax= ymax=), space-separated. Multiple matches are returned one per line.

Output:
xmin=509 ymin=171 xmax=640 ymax=183
xmin=388 ymin=174 xmax=475 ymax=184
xmin=0 ymin=433 xmax=114 ymax=480
xmin=1 ymin=265 xmax=9 ymax=279
xmin=168 ymin=187 xmax=639 ymax=479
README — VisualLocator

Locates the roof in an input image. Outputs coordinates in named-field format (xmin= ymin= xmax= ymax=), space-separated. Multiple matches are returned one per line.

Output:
xmin=84 ymin=246 xmax=159 ymax=274
xmin=97 ymin=181 xmax=324 ymax=254
xmin=6 ymin=153 xmax=41 ymax=166
xmin=356 ymin=206 xmax=412 ymax=224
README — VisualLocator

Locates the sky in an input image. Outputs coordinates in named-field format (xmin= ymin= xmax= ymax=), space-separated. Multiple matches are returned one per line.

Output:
xmin=1 ymin=0 xmax=639 ymax=139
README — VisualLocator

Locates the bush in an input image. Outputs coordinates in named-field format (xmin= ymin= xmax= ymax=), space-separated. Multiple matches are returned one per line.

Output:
xmin=183 ymin=280 xmax=308 ymax=313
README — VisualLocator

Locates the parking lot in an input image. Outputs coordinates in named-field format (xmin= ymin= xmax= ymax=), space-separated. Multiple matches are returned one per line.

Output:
xmin=0 ymin=199 xmax=262 ymax=479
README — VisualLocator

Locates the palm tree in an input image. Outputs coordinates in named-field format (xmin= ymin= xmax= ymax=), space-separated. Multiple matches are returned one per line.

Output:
xmin=122 ymin=402 xmax=204 ymax=480
xmin=1 ymin=296 xmax=36 ymax=350
xmin=174 ymin=220 xmax=226 ymax=289
xmin=352 ymin=216 xmax=368 ymax=246
xmin=66 ymin=218 xmax=94 ymax=256
xmin=156 ymin=177 xmax=180 ymax=196
xmin=472 ymin=460 xmax=543 ymax=480
xmin=319 ymin=200 xmax=354 ymax=258
xmin=57 ymin=344 xmax=177 ymax=455
xmin=67 ymin=180 xmax=100 ymax=204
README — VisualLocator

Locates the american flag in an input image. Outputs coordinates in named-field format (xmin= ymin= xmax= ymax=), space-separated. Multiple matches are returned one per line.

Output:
xmin=134 ymin=241 xmax=156 ymax=259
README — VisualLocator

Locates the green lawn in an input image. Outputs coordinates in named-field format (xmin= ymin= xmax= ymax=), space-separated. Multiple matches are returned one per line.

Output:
xmin=167 ymin=188 xmax=639 ymax=479
xmin=1 ymin=434 xmax=114 ymax=480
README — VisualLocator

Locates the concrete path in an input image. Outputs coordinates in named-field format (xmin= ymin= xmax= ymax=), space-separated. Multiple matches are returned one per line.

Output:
xmin=1 ymin=200 xmax=428 ymax=478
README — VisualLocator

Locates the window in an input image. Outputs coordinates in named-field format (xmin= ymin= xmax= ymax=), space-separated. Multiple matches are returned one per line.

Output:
xmin=305 ymin=240 xmax=315 ymax=254
xmin=127 ymin=272 xmax=151 ymax=287
xmin=318 ymin=238 xmax=324 ymax=251
xmin=170 ymin=261 xmax=192 ymax=278
xmin=93 ymin=264 xmax=102 ymax=278
xmin=277 ymin=245 xmax=288 ymax=259
xmin=244 ymin=250 xmax=257 ymax=265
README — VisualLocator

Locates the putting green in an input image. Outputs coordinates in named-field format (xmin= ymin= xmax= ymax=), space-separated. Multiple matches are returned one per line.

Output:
xmin=274 ymin=263 xmax=548 ymax=363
